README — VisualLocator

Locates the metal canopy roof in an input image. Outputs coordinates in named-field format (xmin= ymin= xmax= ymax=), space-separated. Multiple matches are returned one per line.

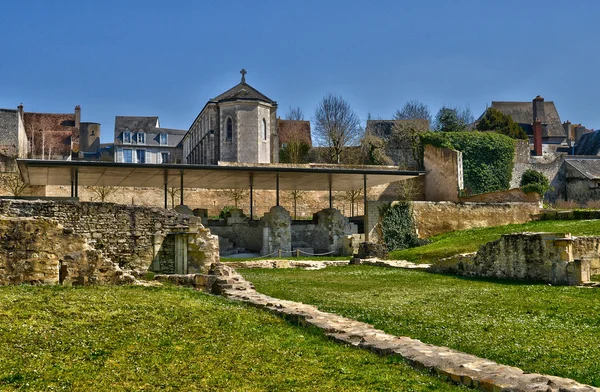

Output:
xmin=17 ymin=160 xmax=425 ymax=192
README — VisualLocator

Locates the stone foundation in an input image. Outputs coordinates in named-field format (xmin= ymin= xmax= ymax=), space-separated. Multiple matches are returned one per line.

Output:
xmin=432 ymin=232 xmax=596 ymax=285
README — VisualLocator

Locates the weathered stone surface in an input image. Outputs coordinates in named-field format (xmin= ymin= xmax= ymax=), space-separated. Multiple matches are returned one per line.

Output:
xmin=0 ymin=216 xmax=128 ymax=285
xmin=357 ymin=241 xmax=388 ymax=259
xmin=225 ymin=259 xmax=349 ymax=270
xmin=431 ymin=232 xmax=595 ymax=285
xmin=205 ymin=264 xmax=598 ymax=392
xmin=0 ymin=200 xmax=220 ymax=276
xmin=260 ymin=206 xmax=291 ymax=256
xmin=313 ymin=208 xmax=353 ymax=255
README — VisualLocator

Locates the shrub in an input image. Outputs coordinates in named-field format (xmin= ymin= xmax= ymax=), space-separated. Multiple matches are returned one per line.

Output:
xmin=380 ymin=202 xmax=426 ymax=251
xmin=520 ymin=169 xmax=550 ymax=196
xmin=219 ymin=205 xmax=236 ymax=219
xmin=420 ymin=132 xmax=515 ymax=195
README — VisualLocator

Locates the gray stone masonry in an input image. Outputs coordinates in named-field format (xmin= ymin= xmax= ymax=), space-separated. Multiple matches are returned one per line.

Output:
xmin=260 ymin=205 xmax=292 ymax=255
xmin=205 ymin=263 xmax=597 ymax=392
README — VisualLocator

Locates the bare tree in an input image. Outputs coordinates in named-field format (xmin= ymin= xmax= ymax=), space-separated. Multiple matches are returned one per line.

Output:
xmin=338 ymin=189 xmax=362 ymax=216
xmin=167 ymin=187 xmax=179 ymax=209
xmin=88 ymin=186 xmax=117 ymax=202
xmin=223 ymin=189 xmax=248 ymax=208
xmin=397 ymin=178 xmax=422 ymax=201
xmin=1 ymin=173 xmax=28 ymax=196
xmin=286 ymin=107 xmax=304 ymax=120
xmin=280 ymin=121 xmax=311 ymax=164
xmin=313 ymin=94 xmax=362 ymax=164
xmin=394 ymin=100 xmax=432 ymax=124
xmin=286 ymin=189 xmax=307 ymax=219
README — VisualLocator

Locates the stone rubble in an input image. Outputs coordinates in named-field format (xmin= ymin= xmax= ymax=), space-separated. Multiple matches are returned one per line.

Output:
xmin=206 ymin=263 xmax=598 ymax=392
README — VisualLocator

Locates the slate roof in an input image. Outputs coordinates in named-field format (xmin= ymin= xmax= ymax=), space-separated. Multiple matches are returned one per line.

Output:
xmin=114 ymin=116 xmax=159 ymax=133
xmin=565 ymin=159 xmax=600 ymax=180
xmin=211 ymin=81 xmax=276 ymax=105
xmin=277 ymin=119 xmax=312 ymax=147
xmin=574 ymin=130 xmax=600 ymax=155
xmin=114 ymin=116 xmax=186 ymax=147
xmin=482 ymin=101 xmax=564 ymax=138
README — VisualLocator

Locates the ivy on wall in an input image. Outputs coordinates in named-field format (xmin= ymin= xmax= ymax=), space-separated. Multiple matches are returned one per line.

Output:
xmin=379 ymin=202 xmax=422 ymax=251
xmin=420 ymin=131 xmax=516 ymax=195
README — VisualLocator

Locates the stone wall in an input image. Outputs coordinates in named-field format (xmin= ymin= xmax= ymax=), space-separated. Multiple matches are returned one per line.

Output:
xmin=510 ymin=140 xmax=565 ymax=201
xmin=367 ymin=200 xmax=541 ymax=239
xmin=460 ymin=188 xmax=540 ymax=203
xmin=423 ymin=145 xmax=463 ymax=202
xmin=431 ymin=232 xmax=594 ymax=285
xmin=0 ymin=216 xmax=128 ymax=286
xmin=0 ymin=200 xmax=219 ymax=274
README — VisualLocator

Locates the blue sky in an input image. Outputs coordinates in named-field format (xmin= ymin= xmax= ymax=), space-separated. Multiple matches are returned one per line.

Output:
xmin=1 ymin=0 xmax=599 ymax=143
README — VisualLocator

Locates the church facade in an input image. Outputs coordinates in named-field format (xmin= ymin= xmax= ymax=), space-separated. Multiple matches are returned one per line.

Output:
xmin=183 ymin=70 xmax=279 ymax=165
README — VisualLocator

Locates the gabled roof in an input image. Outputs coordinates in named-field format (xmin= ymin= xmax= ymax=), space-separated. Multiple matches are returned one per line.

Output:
xmin=211 ymin=81 xmax=276 ymax=105
xmin=485 ymin=101 xmax=564 ymax=138
xmin=277 ymin=119 xmax=312 ymax=147
xmin=565 ymin=159 xmax=600 ymax=180
xmin=574 ymin=130 xmax=600 ymax=156
xmin=114 ymin=116 xmax=186 ymax=147
xmin=114 ymin=116 xmax=159 ymax=133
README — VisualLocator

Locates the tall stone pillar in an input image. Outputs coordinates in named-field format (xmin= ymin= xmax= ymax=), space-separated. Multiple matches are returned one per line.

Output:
xmin=260 ymin=206 xmax=291 ymax=256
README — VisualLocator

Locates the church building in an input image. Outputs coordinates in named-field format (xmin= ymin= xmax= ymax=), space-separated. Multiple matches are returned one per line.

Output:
xmin=183 ymin=70 xmax=279 ymax=165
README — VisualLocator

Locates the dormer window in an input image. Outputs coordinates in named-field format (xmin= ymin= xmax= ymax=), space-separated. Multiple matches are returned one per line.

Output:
xmin=137 ymin=132 xmax=145 ymax=144
xmin=160 ymin=133 xmax=168 ymax=145
xmin=123 ymin=131 xmax=131 ymax=144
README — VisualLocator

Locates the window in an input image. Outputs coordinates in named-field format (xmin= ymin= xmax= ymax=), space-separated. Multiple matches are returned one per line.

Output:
xmin=136 ymin=149 xmax=146 ymax=164
xmin=160 ymin=133 xmax=168 ymax=145
xmin=226 ymin=117 xmax=233 ymax=141
xmin=123 ymin=132 xmax=131 ymax=144
xmin=161 ymin=152 xmax=169 ymax=164
xmin=262 ymin=118 xmax=267 ymax=141
xmin=137 ymin=132 xmax=145 ymax=144
xmin=123 ymin=149 xmax=132 ymax=163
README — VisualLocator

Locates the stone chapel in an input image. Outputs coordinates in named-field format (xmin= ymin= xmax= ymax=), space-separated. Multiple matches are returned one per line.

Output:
xmin=182 ymin=70 xmax=279 ymax=165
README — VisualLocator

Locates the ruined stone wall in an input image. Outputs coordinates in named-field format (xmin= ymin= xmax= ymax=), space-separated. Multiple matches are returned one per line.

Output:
xmin=0 ymin=216 xmax=127 ymax=286
xmin=423 ymin=145 xmax=463 ymax=202
xmin=431 ymin=233 xmax=593 ymax=285
xmin=0 ymin=200 xmax=218 ymax=272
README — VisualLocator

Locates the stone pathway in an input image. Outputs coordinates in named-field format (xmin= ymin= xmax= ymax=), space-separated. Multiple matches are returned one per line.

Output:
xmin=224 ymin=258 xmax=430 ymax=270
xmin=207 ymin=263 xmax=598 ymax=392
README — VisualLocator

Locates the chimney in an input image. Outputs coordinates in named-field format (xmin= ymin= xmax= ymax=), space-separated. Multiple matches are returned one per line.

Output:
xmin=74 ymin=105 xmax=81 ymax=129
xmin=17 ymin=103 xmax=23 ymax=118
xmin=533 ymin=118 xmax=543 ymax=156
xmin=563 ymin=121 xmax=572 ymax=147
xmin=575 ymin=124 xmax=586 ymax=143
xmin=533 ymin=95 xmax=545 ymax=126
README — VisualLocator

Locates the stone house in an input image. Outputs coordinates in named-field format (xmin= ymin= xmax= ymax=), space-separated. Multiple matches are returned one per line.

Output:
xmin=0 ymin=104 xmax=100 ymax=164
xmin=183 ymin=69 xmax=280 ymax=165
xmin=113 ymin=116 xmax=186 ymax=164
xmin=555 ymin=158 xmax=600 ymax=204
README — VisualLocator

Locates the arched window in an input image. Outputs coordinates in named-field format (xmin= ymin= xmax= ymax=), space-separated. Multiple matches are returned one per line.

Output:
xmin=262 ymin=118 xmax=267 ymax=141
xmin=226 ymin=117 xmax=233 ymax=141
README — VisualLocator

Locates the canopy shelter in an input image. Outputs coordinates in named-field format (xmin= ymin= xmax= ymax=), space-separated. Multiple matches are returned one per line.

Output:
xmin=17 ymin=160 xmax=425 ymax=241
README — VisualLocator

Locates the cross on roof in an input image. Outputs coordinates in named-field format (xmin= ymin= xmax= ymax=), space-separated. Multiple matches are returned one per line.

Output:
xmin=240 ymin=69 xmax=247 ymax=84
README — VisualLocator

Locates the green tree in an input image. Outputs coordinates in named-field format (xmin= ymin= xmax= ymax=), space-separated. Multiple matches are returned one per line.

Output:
xmin=360 ymin=134 xmax=393 ymax=165
xmin=477 ymin=108 xmax=528 ymax=140
xmin=520 ymin=169 xmax=550 ymax=197
xmin=434 ymin=107 xmax=470 ymax=132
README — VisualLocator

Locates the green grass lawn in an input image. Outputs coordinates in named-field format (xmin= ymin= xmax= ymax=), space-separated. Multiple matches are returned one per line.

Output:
xmin=0 ymin=285 xmax=466 ymax=391
xmin=241 ymin=266 xmax=600 ymax=387
xmin=390 ymin=219 xmax=600 ymax=263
